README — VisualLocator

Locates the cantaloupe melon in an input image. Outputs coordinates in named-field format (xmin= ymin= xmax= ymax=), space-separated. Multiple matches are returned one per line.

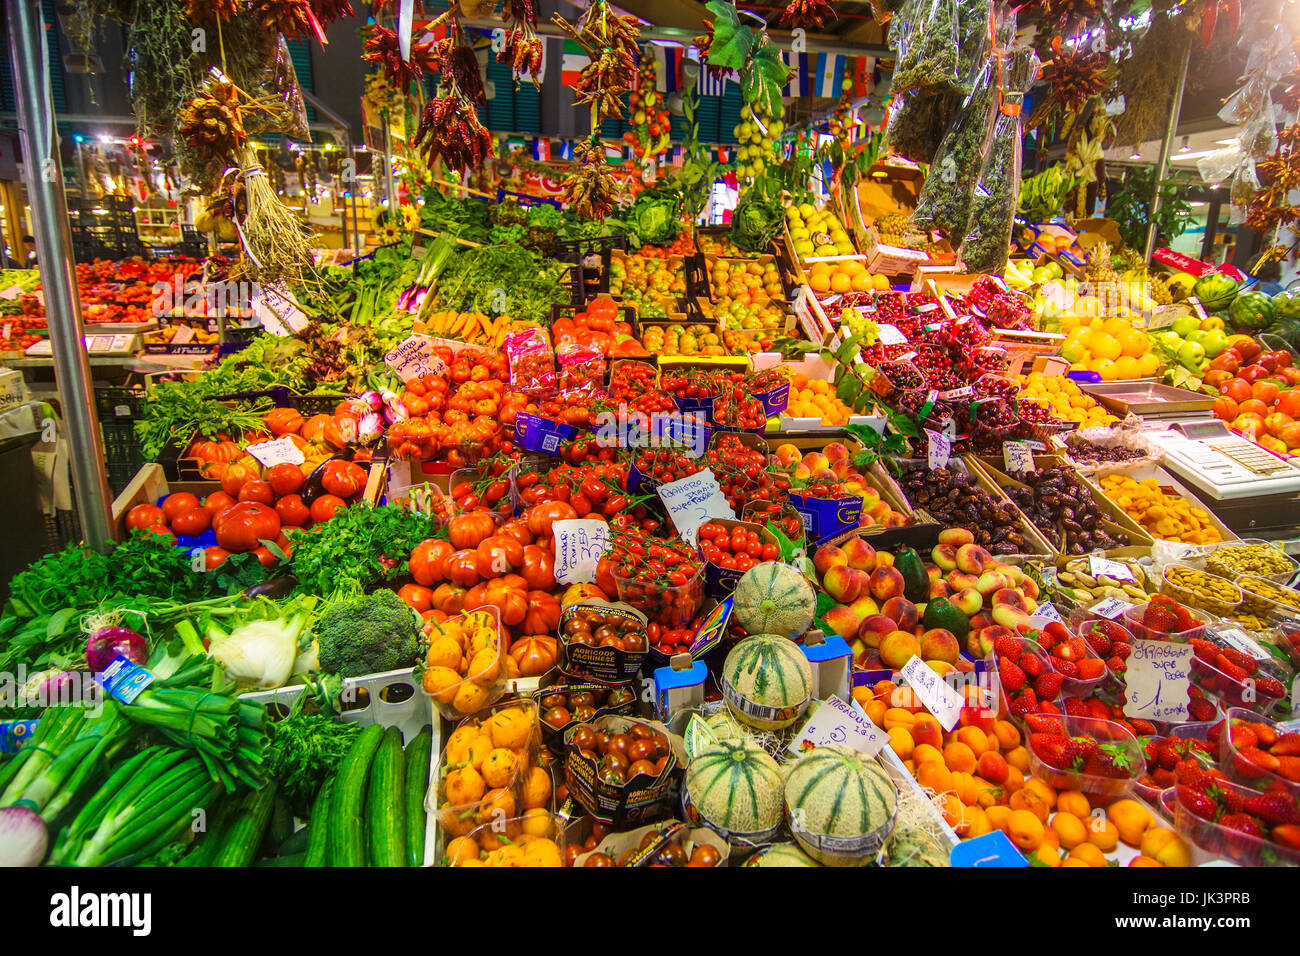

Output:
xmin=784 ymin=744 xmax=897 ymax=866
xmin=886 ymin=823 xmax=951 ymax=867
xmin=721 ymin=635 xmax=813 ymax=730
xmin=683 ymin=710 xmax=747 ymax=760
xmin=732 ymin=562 xmax=815 ymax=639
xmin=744 ymin=841 xmax=822 ymax=867
xmin=685 ymin=736 xmax=784 ymax=844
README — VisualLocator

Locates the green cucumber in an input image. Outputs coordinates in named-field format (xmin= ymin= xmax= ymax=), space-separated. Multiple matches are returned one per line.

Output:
xmin=277 ymin=823 xmax=312 ymax=858
xmin=404 ymin=725 xmax=433 ymax=867
xmin=304 ymin=778 xmax=334 ymax=867
xmin=329 ymin=724 xmax=384 ymax=867
xmin=367 ymin=726 xmax=407 ymax=867
xmin=211 ymin=783 xmax=278 ymax=868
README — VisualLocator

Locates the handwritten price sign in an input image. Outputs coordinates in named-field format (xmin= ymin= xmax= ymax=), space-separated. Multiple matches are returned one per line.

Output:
xmin=1123 ymin=639 xmax=1193 ymax=722
xmin=385 ymin=334 xmax=449 ymax=382
xmin=656 ymin=469 xmax=733 ymax=547
xmin=899 ymin=656 xmax=964 ymax=730
xmin=552 ymin=520 xmax=612 ymax=585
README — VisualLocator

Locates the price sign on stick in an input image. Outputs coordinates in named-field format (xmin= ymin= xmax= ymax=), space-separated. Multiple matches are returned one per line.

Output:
xmin=552 ymin=520 xmax=612 ymax=585
xmin=787 ymin=695 xmax=887 ymax=757
xmin=655 ymin=469 xmax=733 ymax=547
xmin=899 ymin=656 xmax=964 ymax=730
xmin=385 ymin=334 xmax=448 ymax=382
xmin=246 ymin=437 xmax=305 ymax=468
xmin=926 ymin=430 xmax=951 ymax=469
xmin=1123 ymin=639 xmax=1193 ymax=723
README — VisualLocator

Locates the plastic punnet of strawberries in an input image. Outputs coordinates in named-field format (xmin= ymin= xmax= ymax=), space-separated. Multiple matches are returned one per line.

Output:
xmin=1027 ymin=726 xmax=1138 ymax=780
xmin=1139 ymin=734 xmax=1217 ymax=792
xmin=1187 ymin=636 xmax=1289 ymax=709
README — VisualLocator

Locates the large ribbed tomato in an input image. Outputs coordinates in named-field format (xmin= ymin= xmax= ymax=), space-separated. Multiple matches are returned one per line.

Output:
xmin=448 ymin=512 xmax=497 ymax=550
xmin=409 ymin=539 xmax=454 ymax=587
xmin=213 ymin=501 xmax=280 ymax=553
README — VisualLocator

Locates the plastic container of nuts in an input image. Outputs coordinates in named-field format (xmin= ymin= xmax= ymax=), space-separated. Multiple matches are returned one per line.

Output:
xmin=1197 ymin=539 xmax=1299 ymax=586
xmin=1236 ymin=574 xmax=1300 ymax=622
xmin=1160 ymin=564 xmax=1243 ymax=617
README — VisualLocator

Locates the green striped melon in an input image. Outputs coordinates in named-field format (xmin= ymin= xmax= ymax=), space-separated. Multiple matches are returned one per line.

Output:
xmin=683 ymin=710 xmax=747 ymax=760
xmin=744 ymin=841 xmax=822 ymax=867
xmin=721 ymin=635 xmax=813 ymax=731
xmin=784 ymin=744 xmax=897 ymax=866
xmin=733 ymin=562 xmax=815 ymax=639
xmin=685 ymin=736 xmax=784 ymax=843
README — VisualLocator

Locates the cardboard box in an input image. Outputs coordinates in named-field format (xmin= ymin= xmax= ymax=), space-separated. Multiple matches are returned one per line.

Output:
xmin=850 ymin=161 xmax=925 ymax=235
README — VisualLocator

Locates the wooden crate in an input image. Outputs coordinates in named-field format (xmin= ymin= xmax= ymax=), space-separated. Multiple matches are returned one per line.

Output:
xmin=110 ymin=463 xmax=219 ymax=541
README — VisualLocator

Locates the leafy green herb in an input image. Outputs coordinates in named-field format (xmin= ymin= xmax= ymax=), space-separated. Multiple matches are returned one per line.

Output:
xmin=136 ymin=381 xmax=273 ymax=460
xmin=286 ymin=504 xmax=437 ymax=596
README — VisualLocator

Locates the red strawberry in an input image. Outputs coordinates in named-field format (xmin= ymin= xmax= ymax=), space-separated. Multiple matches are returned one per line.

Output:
xmin=1053 ymin=658 xmax=1078 ymax=678
xmin=1218 ymin=812 xmax=1264 ymax=859
xmin=1105 ymin=655 xmax=1127 ymax=675
xmin=1112 ymin=641 xmax=1132 ymax=660
xmin=1083 ymin=629 xmax=1113 ymax=656
xmin=1271 ymin=733 xmax=1300 ymax=757
xmin=998 ymin=656 xmax=1026 ymax=691
xmin=1083 ymin=742 xmax=1136 ymax=779
xmin=1273 ymin=823 xmax=1300 ymax=851
xmin=1040 ymin=700 xmax=1062 ymax=715
xmin=993 ymin=635 xmax=1022 ymax=660
xmin=1215 ymin=654 xmax=1250 ymax=684
xmin=1190 ymin=638 xmax=1219 ymax=663
xmin=1029 ymin=732 xmax=1074 ymax=768
xmin=1143 ymin=606 xmax=1179 ymax=633
xmin=1155 ymin=740 xmax=1181 ymax=770
xmin=1177 ymin=784 xmax=1219 ymax=821
xmin=1173 ymin=605 xmax=1196 ymax=630
xmin=1130 ymin=719 xmax=1157 ymax=736
xmin=1148 ymin=594 xmax=1179 ymax=613
xmin=1010 ymin=688 xmax=1039 ymax=717
xmin=1230 ymin=722 xmax=1259 ymax=751
xmin=1274 ymin=755 xmax=1300 ymax=783
xmin=1176 ymin=759 xmax=1218 ymax=791
xmin=1221 ymin=647 xmax=1258 ymax=675
xmin=1085 ymin=697 xmax=1110 ymax=720
xmin=1188 ymin=697 xmax=1216 ymax=721
xmin=1043 ymin=621 xmax=1071 ymax=644
xmin=1076 ymin=658 xmax=1107 ymax=681
xmin=1063 ymin=697 xmax=1088 ymax=718
xmin=1210 ymin=783 xmax=1248 ymax=814
xmin=1234 ymin=747 xmax=1280 ymax=777
xmin=1019 ymin=653 xmax=1044 ymax=678
xmin=1243 ymin=792 xmax=1300 ymax=827
xmin=1256 ymin=676 xmax=1287 ymax=700
xmin=1034 ymin=672 xmax=1064 ymax=701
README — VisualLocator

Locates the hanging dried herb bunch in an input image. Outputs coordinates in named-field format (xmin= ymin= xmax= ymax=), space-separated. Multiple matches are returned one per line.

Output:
xmin=553 ymin=0 xmax=641 ymax=121
xmin=778 ymin=0 xmax=838 ymax=30
xmin=230 ymin=144 xmax=316 ymax=285
xmin=561 ymin=141 xmax=621 ymax=220
xmin=126 ymin=0 xmax=205 ymax=140
xmin=1247 ymin=123 xmax=1300 ymax=260
xmin=500 ymin=0 xmax=544 ymax=89
xmin=363 ymin=23 xmax=449 ymax=89
xmin=1028 ymin=38 xmax=1114 ymax=134
xmin=177 ymin=80 xmax=248 ymax=165
xmin=1112 ymin=4 xmax=1195 ymax=148
xmin=1022 ymin=0 xmax=1105 ymax=31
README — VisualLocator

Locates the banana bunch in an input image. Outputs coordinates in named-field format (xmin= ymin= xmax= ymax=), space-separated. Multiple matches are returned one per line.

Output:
xmin=1018 ymin=165 xmax=1079 ymax=224
xmin=1004 ymin=258 xmax=1036 ymax=291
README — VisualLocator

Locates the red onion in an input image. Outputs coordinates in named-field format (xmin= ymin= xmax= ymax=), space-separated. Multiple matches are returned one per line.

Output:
xmin=84 ymin=627 xmax=149 ymax=674
xmin=0 ymin=805 xmax=47 ymax=866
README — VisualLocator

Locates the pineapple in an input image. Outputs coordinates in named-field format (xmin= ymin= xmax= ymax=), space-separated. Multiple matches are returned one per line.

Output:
xmin=1085 ymin=241 xmax=1118 ymax=283
xmin=1149 ymin=274 xmax=1173 ymax=306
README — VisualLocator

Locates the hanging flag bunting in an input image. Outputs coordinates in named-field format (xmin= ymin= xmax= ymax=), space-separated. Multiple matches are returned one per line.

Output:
xmin=560 ymin=139 xmax=574 ymax=160
xmin=660 ymin=45 xmax=682 ymax=93
xmin=561 ymin=39 xmax=587 ymax=87
xmin=413 ymin=19 xmax=448 ymax=42
xmin=698 ymin=65 xmax=727 ymax=97
xmin=782 ymin=51 xmax=811 ymax=96
xmin=813 ymin=52 xmax=848 ymax=98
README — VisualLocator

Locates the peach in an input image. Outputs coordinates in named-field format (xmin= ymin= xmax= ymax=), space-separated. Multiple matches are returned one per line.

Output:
xmin=868 ymin=565 xmax=905 ymax=602
xmin=824 ymin=441 xmax=849 ymax=463
xmin=812 ymin=544 xmax=848 ymax=577
xmin=874 ymin=552 xmax=894 ymax=568
xmin=927 ymin=579 xmax=952 ymax=600
xmin=801 ymin=451 xmax=829 ymax=473
xmin=882 ymin=512 xmax=908 ymax=529
xmin=912 ymin=713 xmax=943 ymax=749
xmin=857 ymin=614 xmax=896 ymax=648
xmin=793 ymin=463 xmax=812 ymax=481
xmin=813 ymin=468 xmax=838 ymax=484
xmin=841 ymin=536 xmax=877 ymax=572
xmin=968 ymin=624 xmax=1015 ymax=658
xmin=968 ymin=612 xmax=992 ymax=631
xmin=822 ymin=604 xmax=865 ymax=640
xmin=931 ymin=544 xmax=958 ymax=571
xmin=879 ymin=629 xmax=922 ymax=670
xmin=823 ymin=564 xmax=868 ymax=603
xmin=991 ymin=589 xmax=1032 ymax=630
xmin=1020 ymin=576 xmax=1040 ymax=601
xmin=774 ymin=443 xmax=801 ymax=467
xmin=848 ymin=595 xmax=881 ymax=620
xmin=881 ymin=596 xmax=919 ymax=632
xmin=830 ymin=458 xmax=853 ymax=479
xmin=975 ymin=570 xmax=1010 ymax=597
xmin=956 ymin=543 xmax=992 ymax=575
xmin=926 ymin=565 xmax=942 ymax=582
xmin=920 ymin=627 xmax=960 ymax=665
xmin=926 ymin=660 xmax=957 ymax=676
xmin=946 ymin=570 xmax=978 ymax=591
xmin=951 ymin=587 xmax=983 ymax=618
xmin=938 ymin=528 xmax=975 ymax=547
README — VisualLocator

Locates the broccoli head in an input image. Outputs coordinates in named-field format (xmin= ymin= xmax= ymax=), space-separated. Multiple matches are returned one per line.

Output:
xmin=313 ymin=589 xmax=421 ymax=678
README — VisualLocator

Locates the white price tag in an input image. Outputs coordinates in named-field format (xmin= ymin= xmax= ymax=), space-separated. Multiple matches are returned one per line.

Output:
xmin=1040 ymin=565 xmax=1059 ymax=587
xmin=385 ymin=333 xmax=449 ymax=382
xmin=171 ymin=324 xmax=195 ymax=345
xmin=1003 ymin=441 xmax=1034 ymax=474
xmin=551 ymin=519 xmax=612 ymax=585
xmin=1 ymin=323 xmax=10 ymax=341
xmin=940 ymin=386 xmax=973 ymax=399
xmin=0 ymin=284 xmax=23 ymax=300
xmin=1090 ymin=597 xmax=1134 ymax=620
xmin=1028 ymin=602 xmax=1064 ymax=626
xmin=1088 ymin=555 xmax=1136 ymax=583
xmin=899 ymin=656 xmax=964 ymax=731
xmin=655 ymin=468 xmax=734 ymax=547
xmin=876 ymin=323 xmax=908 ymax=345
xmin=1187 ymin=296 xmax=1208 ymax=320
xmin=1123 ymin=639 xmax=1193 ymax=723
xmin=898 ymin=351 xmax=918 ymax=362
xmin=252 ymin=285 xmax=309 ymax=336
xmin=926 ymin=429 xmax=950 ymax=469
xmin=245 ymin=436 xmax=305 ymax=468
xmin=1216 ymin=627 xmax=1270 ymax=662
xmin=788 ymin=695 xmax=887 ymax=757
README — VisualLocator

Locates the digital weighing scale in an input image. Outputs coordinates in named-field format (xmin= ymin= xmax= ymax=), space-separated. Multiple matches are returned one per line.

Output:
xmin=1147 ymin=419 xmax=1300 ymax=500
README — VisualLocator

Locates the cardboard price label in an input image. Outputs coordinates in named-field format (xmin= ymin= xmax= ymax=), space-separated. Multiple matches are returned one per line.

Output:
xmin=876 ymin=324 xmax=908 ymax=345
xmin=926 ymin=430 xmax=950 ymax=469
xmin=1123 ymin=639 xmax=1193 ymax=723
xmin=655 ymin=469 xmax=733 ymax=548
xmin=1090 ymin=597 xmax=1134 ymax=620
xmin=385 ymin=334 xmax=449 ymax=382
xmin=1088 ymin=556 xmax=1136 ymax=583
xmin=788 ymin=695 xmax=887 ymax=757
xmin=246 ymin=436 xmax=306 ymax=468
xmin=252 ymin=286 xmax=309 ymax=336
xmin=899 ymin=656 xmax=964 ymax=730
xmin=1028 ymin=602 xmax=1064 ymax=627
xmin=1215 ymin=627 xmax=1270 ymax=662
xmin=1003 ymin=441 xmax=1034 ymax=474
xmin=552 ymin=519 xmax=612 ymax=585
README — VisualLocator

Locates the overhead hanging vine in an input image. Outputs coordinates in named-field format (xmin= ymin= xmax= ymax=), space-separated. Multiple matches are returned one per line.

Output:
xmin=698 ymin=1 xmax=793 ymax=119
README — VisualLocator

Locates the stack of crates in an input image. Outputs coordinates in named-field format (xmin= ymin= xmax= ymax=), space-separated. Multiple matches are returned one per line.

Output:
xmin=94 ymin=385 xmax=146 ymax=496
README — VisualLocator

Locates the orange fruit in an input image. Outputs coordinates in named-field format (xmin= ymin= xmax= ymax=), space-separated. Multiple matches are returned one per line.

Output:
xmin=915 ymin=761 xmax=953 ymax=794
xmin=519 ymin=807 xmax=554 ymax=838
xmin=1023 ymin=776 xmax=1057 ymax=811
xmin=1004 ymin=745 xmax=1031 ymax=773
xmin=482 ymin=747 xmax=519 ymax=789
xmin=444 ymin=765 xmax=486 ymax=806
xmin=985 ymin=805 xmax=1013 ymax=833
xmin=1108 ymin=798 xmax=1154 ymax=847
xmin=888 ymin=727 xmax=914 ymax=760
xmin=421 ymin=665 xmax=462 ymax=704
xmin=453 ymin=680 xmax=490 ymax=715
xmin=1051 ymin=811 xmax=1089 ymax=850
xmin=912 ymin=743 xmax=945 ymax=766
xmin=488 ymin=707 xmax=533 ymax=750
xmin=943 ymin=741 xmax=977 ymax=773
xmin=1088 ymin=817 xmax=1120 ymax=852
xmin=445 ymin=836 xmax=479 ymax=866
xmin=1140 ymin=827 xmax=1192 ymax=867
xmin=520 ymin=766 xmax=553 ymax=810
xmin=1007 ymin=809 xmax=1045 ymax=851
xmin=1129 ymin=855 xmax=1162 ymax=867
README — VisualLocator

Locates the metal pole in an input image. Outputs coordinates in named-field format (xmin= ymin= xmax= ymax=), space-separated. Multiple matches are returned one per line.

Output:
xmin=6 ymin=0 xmax=114 ymax=551
xmin=1143 ymin=41 xmax=1192 ymax=260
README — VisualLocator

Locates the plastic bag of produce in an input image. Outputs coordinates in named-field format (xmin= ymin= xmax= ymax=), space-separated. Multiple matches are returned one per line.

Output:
xmin=884 ymin=87 xmax=958 ymax=163
xmin=954 ymin=0 xmax=993 ymax=95
xmin=888 ymin=0 xmax=960 ymax=93
xmin=959 ymin=44 xmax=1040 ymax=274
xmin=240 ymin=35 xmax=311 ymax=142
xmin=909 ymin=56 xmax=999 ymax=241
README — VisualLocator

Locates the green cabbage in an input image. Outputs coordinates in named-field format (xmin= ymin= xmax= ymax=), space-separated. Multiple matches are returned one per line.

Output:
xmin=630 ymin=190 xmax=683 ymax=246
xmin=731 ymin=194 xmax=784 ymax=253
